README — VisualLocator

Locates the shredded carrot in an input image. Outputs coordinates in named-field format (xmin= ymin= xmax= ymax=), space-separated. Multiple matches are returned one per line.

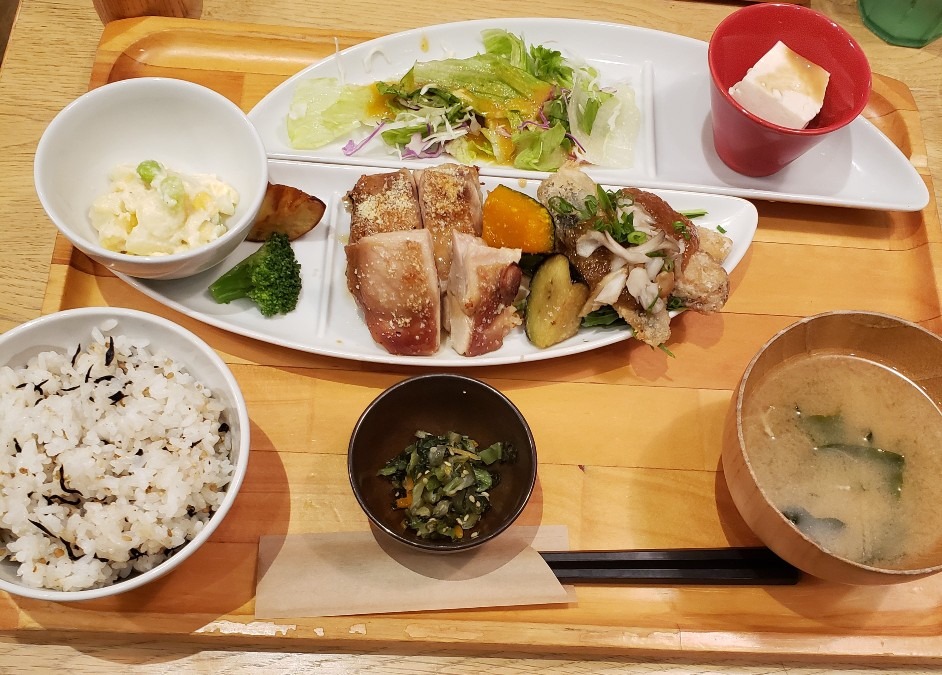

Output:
xmin=454 ymin=525 xmax=464 ymax=539
xmin=395 ymin=494 xmax=413 ymax=509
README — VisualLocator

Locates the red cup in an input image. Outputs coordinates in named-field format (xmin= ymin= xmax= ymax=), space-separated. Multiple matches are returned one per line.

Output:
xmin=708 ymin=3 xmax=872 ymax=177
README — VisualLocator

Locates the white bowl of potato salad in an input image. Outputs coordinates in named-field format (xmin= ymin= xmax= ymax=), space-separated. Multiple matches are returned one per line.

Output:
xmin=34 ymin=77 xmax=268 ymax=280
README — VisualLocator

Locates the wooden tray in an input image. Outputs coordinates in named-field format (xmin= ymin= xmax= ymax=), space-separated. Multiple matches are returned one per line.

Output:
xmin=8 ymin=16 xmax=942 ymax=660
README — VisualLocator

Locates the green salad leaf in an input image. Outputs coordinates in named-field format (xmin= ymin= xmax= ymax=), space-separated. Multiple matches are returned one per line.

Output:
xmin=287 ymin=78 xmax=385 ymax=149
xmin=512 ymin=122 xmax=569 ymax=171
xmin=285 ymin=29 xmax=641 ymax=172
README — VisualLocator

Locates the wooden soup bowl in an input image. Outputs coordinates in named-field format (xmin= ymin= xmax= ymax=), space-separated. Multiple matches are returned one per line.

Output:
xmin=723 ymin=310 xmax=942 ymax=584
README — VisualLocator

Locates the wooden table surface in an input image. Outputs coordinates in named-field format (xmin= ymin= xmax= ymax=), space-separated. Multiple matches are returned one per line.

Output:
xmin=2 ymin=0 xmax=942 ymax=672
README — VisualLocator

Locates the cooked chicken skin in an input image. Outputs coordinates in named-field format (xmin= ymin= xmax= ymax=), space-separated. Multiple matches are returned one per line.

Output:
xmin=446 ymin=231 xmax=522 ymax=357
xmin=345 ymin=229 xmax=441 ymax=356
xmin=346 ymin=169 xmax=422 ymax=245
xmin=415 ymin=163 xmax=484 ymax=286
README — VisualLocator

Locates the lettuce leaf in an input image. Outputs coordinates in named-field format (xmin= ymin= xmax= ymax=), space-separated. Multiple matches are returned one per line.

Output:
xmin=481 ymin=28 xmax=528 ymax=70
xmin=402 ymin=53 xmax=553 ymax=121
xmin=446 ymin=135 xmax=495 ymax=165
xmin=482 ymin=29 xmax=573 ymax=88
xmin=287 ymin=78 xmax=385 ymax=149
xmin=512 ymin=122 xmax=569 ymax=171
xmin=527 ymin=44 xmax=573 ymax=89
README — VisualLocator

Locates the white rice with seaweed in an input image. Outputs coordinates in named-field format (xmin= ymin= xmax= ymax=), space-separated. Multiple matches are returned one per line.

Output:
xmin=0 ymin=323 xmax=233 ymax=591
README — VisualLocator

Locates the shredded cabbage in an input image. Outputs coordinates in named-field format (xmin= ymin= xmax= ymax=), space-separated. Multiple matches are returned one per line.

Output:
xmin=285 ymin=30 xmax=641 ymax=170
xmin=567 ymin=70 xmax=641 ymax=169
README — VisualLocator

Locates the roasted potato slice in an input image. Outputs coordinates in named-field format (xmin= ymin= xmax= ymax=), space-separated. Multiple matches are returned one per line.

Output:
xmin=525 ymin=254 xmax=590 ymax=349
xmin=247 ymin=183 xmax=326 ymax=242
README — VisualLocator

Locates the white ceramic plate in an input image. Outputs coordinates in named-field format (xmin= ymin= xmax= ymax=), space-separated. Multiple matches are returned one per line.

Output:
xmin=248 ymin=17 xmax=928 ymax=212
xmin=118 ymin=159 xmax=758 ymax=367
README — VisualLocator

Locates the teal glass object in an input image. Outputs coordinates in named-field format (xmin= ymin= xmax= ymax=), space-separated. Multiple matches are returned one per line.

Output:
xmin=858 ymin=0 xmax=942 ymax=48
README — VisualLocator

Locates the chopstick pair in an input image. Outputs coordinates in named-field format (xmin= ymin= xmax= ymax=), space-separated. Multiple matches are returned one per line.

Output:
xmin=540 ymin=547 xmax=801 ymax=585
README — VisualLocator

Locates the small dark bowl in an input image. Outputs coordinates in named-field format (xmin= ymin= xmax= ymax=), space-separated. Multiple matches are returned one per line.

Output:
xmin=348 ymin=373 xmax=537 ymax=552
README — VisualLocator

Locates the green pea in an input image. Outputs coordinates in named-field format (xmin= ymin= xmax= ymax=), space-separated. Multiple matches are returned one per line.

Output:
xmin=135 ymin=160 xmax=162 ymax=186
xmin=159 ymin=174 xmax=186 ymax=208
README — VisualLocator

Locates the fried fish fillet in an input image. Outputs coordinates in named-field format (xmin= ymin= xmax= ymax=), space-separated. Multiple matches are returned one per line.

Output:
xmin=537 ymin=163 xmax=731 ymax=347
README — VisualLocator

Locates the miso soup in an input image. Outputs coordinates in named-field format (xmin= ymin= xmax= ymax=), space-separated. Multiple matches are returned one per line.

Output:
xmin=741 ymin=351 xmax=942 ymax=568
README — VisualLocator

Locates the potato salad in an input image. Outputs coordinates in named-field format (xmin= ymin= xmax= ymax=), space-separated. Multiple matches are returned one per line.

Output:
xmin=89 ymin=160 xmax=239 ymax=255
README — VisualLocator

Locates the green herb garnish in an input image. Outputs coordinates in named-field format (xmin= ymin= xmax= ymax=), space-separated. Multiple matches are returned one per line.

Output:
xmin=581 ymin=306 xmax=625 ymax=327
xmin=546 ymin=186 xmax=641 ymax=246
xmin=672 ymin=220 xmax=692 ymax=241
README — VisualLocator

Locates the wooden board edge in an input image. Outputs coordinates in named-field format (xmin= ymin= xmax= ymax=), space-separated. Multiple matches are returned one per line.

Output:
xmin=11 ymin=621 xmax=942 ymax=663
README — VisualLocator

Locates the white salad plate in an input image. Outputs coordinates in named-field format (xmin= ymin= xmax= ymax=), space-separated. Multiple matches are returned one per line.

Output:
xmin=248 ymin=17 xmax=929 ymax=212
xmin=117 ymin=159 xmax=758 ymax=367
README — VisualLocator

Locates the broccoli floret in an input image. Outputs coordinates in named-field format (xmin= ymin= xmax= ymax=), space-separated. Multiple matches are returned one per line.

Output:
xmin=209 ymin=232 xmax=301 ymax=317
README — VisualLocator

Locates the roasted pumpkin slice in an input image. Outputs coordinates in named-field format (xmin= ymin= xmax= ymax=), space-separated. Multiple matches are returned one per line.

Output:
xmin=481 ymin=184 xmax=554 ymax=254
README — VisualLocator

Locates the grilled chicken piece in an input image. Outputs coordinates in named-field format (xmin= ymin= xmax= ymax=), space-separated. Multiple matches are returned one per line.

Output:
xmin=345 ymin=229 xmax=441 ymax=356
xmin=415 ymin=163 xmax=484 ymax=286
xmin=536 ymin=163 xmax=731 ymax=348
xmin=346 ymin=169 xmax=422 ymax=245
xmin=446 ymin=231 xmax=522 ymax=357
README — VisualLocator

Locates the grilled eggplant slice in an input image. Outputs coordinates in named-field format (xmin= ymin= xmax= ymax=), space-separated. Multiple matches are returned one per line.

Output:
xmin=525 ymin=254 xmax=590 ymax=348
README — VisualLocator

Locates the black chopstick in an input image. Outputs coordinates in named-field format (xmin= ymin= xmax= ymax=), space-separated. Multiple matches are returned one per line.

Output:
xmin=540 ymin=547 xmax=801 ymax=585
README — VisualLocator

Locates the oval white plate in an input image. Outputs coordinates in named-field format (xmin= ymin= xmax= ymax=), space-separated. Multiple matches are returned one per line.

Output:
xmin=248 ymin=17 xmax=928 ymax=212
xmin=118 ymin=159 xmax=758 ymax=367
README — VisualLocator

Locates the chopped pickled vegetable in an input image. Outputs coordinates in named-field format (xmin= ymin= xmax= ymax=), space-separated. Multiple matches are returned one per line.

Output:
xmin=378 ymin=430 xmax=516 ymax=541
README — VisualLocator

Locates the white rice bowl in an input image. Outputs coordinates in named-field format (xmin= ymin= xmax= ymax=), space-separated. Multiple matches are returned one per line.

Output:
xmin=0 ymin=308 xmax=249 ymax=601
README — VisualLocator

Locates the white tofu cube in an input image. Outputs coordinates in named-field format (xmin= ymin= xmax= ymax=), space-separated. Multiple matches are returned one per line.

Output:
xmin=728 ymin=41 xmax=830 ymax=130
